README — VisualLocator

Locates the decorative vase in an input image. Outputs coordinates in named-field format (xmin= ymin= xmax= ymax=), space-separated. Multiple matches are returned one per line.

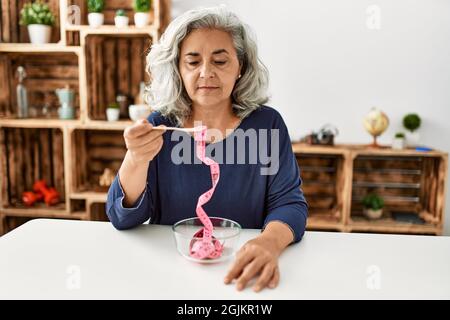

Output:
xmin=134 ymin=12 xmax=149 ymax=28
xmin=106 ymin=108 xmax=120 ymax=121
xmin=363 ymin=208 xmax=383 ymax=220
xmin=114 ymin=16 xmax=129 ymax=28
xmin=406 ymin=131 xmax=420 ymax=147
xmin=88 ymin=13 xmax=104 ymax=28
xmin=27 ymin=24 xmax=51 ymax=44
xmin=392 ymin=137 xmax=406 ymax=150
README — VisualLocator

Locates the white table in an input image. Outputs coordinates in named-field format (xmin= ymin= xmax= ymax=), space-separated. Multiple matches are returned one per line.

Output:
xmin=1 ymin=219 xmax=449 ymax=299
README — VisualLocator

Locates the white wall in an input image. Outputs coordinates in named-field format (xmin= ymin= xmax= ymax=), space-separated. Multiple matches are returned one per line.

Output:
xmin=172 ymin=0 xmax=450 ymax=235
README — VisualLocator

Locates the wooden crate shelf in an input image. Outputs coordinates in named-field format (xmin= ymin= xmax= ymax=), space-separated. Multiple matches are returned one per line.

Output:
xmin=0 ymin=51 xmax=81 ymax=119
xmin=297 ymin=151 xmax=349 ymax=230
xmin=0 ymin=127 xmax=66 ymax=211
xmin=71 ymin=129 xmax=126 ymax=194
xmin=84 ymin=34 xmax=152 ymax=121
xmin=0 ymin=0 xmax=169 ymax=235
xmin=293 ymin=143 xmax=448 ymax=235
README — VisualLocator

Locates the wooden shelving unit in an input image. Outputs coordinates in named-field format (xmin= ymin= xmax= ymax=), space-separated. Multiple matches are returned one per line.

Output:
xmin=0 ymin=0 xmax=171 ymax=235
xmin=293 ymin=143 xmax=448 ymax=235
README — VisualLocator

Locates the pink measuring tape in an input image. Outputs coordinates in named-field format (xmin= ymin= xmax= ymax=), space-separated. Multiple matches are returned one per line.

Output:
xmin=189 ymin=126 xmax=224 ymax=260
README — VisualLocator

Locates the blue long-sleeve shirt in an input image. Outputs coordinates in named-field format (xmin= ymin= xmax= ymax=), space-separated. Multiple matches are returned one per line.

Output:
xmin=106 ymin=105 xmax=308 ymax=243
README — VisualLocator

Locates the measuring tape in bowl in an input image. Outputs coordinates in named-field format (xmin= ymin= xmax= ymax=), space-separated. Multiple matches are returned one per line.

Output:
xmin=188 ymin=126 xmax=224 ymax=260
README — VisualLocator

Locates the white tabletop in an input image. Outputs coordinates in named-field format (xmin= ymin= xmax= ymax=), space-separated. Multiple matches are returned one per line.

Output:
xmin=1 ymin=218 xmax=449 ymax=299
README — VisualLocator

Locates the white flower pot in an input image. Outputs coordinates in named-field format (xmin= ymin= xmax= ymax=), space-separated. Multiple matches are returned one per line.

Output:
xmin=129 ymin=104 xmax=151 ymax=121
xmin=363 ymin=208 xmax=383 ymax=220
xmin=27 ymin=24 xmax=51 ymax=44
xmin=134 ymin=12 xmax=150 ymax=28
xmin=392 ymin=137 xmax=406 ymax=150
xmin=88 ymin=13 xmax=104 ymax=28
xmin=106 ymin=108 xmax=120 ymax=121
xmin=114 ymin=16 xmax=129 ymax=28
xmin=406 ymin=131 xmax=420 ymax=147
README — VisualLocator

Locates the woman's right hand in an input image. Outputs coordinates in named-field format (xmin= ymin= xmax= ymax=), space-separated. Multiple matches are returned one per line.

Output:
xmin=123 ymin=119 xmax=166 ymax=167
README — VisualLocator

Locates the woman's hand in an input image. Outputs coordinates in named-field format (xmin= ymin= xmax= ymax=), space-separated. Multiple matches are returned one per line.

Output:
xmin=223 ymin=235 xmax=281 ymax=292
xmin=223 ymin=221 xmax=294 ymax=292
xmin=123 ymin=119 xmax=166 ymax=167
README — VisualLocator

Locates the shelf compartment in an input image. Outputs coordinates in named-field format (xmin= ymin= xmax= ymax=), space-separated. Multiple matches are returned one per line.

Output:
xmin=89 ymin=202 xmax=109 ymax=222
xmin=0 ymin=127 xmax=66 ymax=211
xmin=296 ymin=153 xmax=346 ymax=224
xmin=71 ymin=129 xmax=125 ymax=194
xmin=0 ymin=0 xmax=61 ymax=44
xmin=350 ymin=155 xmax=447 ymax=227
xmin=84 ymin=34 xmax=152 ymax=121
xmin=0 ymin=51 xmax=80 ymax=119
xmin=70 ymin=198 xmax=86 ymax=214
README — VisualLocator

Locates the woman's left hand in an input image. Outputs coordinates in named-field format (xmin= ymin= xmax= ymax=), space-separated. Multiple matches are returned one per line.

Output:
xmin=223 ymin=235 xmax=281 ymax=292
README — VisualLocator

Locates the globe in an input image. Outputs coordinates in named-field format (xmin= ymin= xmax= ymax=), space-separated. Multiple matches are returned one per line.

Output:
xmin=363 ymin=107 xmax=389 ymax=147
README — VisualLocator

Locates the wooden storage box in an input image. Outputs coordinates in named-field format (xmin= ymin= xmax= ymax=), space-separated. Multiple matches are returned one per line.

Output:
xmin=84 ymin=34 xmax=152 ymax=121
xmin=71 ymin=129 xmax=126 ymax=193
xmin=350 ymin=154 xmax=447 ymax=234
xmin=293 ymin=143 xmax=447 ymax=235
xmin=0 ymin=127 xmax=66 ymax=211
xmin=0 ymin=52 xmax=80 ymax=119
xmin=294 ymin=145 xmax=351 ymax=231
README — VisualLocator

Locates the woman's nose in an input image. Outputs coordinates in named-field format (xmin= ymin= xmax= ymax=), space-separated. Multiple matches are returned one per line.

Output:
xmin=199 ymin=63 xmax=215 ymax=78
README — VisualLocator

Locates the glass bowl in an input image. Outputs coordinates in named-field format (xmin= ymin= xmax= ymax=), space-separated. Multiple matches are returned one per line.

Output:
xmin=172 ymin=217 xmax=241 ymax=264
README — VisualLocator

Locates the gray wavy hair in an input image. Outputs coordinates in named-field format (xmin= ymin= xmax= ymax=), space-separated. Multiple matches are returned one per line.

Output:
xmin=145 ymin=6 xmax=270 ymax=127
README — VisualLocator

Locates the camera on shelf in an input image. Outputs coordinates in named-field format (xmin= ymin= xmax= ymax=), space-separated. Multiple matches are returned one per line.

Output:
xmin=301 ymin=124 xmax=339 ymax=146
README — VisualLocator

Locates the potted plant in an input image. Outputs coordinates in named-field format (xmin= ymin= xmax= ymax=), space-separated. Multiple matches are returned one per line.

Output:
xmin=114 ymin=9 xmax=129 ymax=28
xmin=362 ymin=194 xmax=384 ymax=220
xmin=133 ymin=0 xmax=151 ymax=28
xmin=19 ymin=1 xmax=56 ymax=44
xmin=403 ymin=113 xmax=421 ymax=147
xmin=87 ymin=0 xmax=104 ymax=28
xmin=106 ymin=102 xmax=120 ymax=121
xmin=392 ymin=132 xmax=406 ymax=150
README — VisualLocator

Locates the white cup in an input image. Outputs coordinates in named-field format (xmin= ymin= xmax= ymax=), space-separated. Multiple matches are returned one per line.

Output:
xmin=129 ymin=104 xmax=152 ymax=122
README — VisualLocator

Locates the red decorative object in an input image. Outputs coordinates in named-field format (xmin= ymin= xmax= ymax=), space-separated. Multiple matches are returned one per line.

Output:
xmin=33 ymin=180 xmax=59 ymax=206
xmin=21 ymin=180 xmax=60 ymax=206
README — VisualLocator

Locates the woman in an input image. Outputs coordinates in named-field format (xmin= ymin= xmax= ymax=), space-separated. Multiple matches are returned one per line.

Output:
xmin=106 ymin=6 xmax=308 ymax=293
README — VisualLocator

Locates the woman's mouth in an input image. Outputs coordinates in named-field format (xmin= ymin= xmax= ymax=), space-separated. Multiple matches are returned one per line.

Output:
xmin=198 ymin=86 xmax=219 ymax=90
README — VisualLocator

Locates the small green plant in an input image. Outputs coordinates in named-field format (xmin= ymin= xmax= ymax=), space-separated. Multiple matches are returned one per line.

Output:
xmin=134 ymin=0 xmax=151 ymax=12
xmin=107 ymin=102 xmax=120 ymax=109
xmin=87 ymin=0 xmax=104 ymax=13
xmin=19 ymin=1 xmax=55 ymax=26
xmin=395 ymin=132 xmax=405 ymax=139
xmin=403 ymin=113 xmax=421 ymax=132
xmin=116 ymin=9 xmax=126 ymax=17
xmin=362 ymin=194 xmax=384 ymax=210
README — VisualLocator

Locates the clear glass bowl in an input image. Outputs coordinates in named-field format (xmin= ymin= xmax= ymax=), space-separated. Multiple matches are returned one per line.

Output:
xmin=172 ymin=217 xmax=241 ymax=264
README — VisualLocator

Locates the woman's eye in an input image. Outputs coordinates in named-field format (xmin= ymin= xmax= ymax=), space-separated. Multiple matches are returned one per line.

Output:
xmin=188 ymin=61 xmax=199 ymax=66
xmin=215 ymin=61 xmax=226 ymax=65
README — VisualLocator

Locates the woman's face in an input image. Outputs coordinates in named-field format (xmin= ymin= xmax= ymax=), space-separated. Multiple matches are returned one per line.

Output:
xmin=179 ymin=28 xmax=242 ymax=108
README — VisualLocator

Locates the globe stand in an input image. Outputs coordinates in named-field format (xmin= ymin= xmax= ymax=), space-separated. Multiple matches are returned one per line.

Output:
xmin=370 ymin=135 xmax=380 ymax=148
xmin=368 ymin=135 xmax=389 ymax=149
